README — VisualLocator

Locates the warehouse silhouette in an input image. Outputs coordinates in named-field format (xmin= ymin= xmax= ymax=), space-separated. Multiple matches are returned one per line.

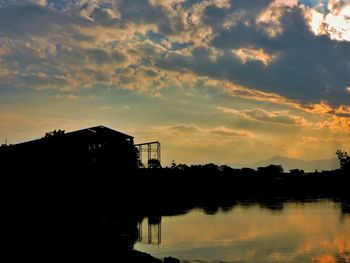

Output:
xmin=0 ymin=125 xmax=140 ymax=173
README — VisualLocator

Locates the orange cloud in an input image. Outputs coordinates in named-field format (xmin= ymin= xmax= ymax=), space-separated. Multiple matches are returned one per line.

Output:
xmin=303 ymin=101 xmax=334 ymax=115
xmin=221 ymin=81 xmax=293 ymax=105
xmin=232 ymin=47 xmax=278 ymax=66
xmin=318 ymin=115 xmax=350 ymax=132
xmin=155 ymin=123 xmax=254 ymax=138
xmin=217 ymin=81 xmax=350 ymax=131
xmin=217 ymin=106 xmax=310 ymax=126
xmin=150 ymin=123 xmax=255 ymax=151
xmin=336 ymin=105 xmax=350 ymax=116
xmin=209 ymin=126 xmax=255 ymax=137
xmin=256 ymin=0 xmax=298 ymax=37
xmin=0 ymin=67 xmax=9 ymax=77
xmin=313 ymin=255 xmax=336 ymax=263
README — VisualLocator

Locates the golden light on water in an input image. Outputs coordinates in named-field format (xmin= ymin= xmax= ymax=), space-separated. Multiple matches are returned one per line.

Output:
xmin=135 ymin=202 xmax=350 ymax=262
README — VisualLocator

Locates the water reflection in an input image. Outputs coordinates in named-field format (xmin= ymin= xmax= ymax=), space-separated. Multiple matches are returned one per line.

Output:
xmin=135 ymin=201 xmax=350 ymax=263
xmin=138 ymin=216 xmax=162 ymax=245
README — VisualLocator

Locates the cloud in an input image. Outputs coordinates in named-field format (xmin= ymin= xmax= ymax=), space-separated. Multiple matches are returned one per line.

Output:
xmin=0 ymin=0 xmax=349 ymax=117
xmin=0 ymin=65 xmax=9 ymax=77
xmin=155 ymin=123 xmax=254 ymax=138
xmin=0 ymin=3 xmax=88 ymax=38
xmin=256 ymin=0 xmax=298 ymax=37
xmin=302 ymin=0 xmax=350 ymax=41
xmin=209 ymin=126 xmax=254 ymax=137
xmin=55 ymin=94 xmax=79 ymax=101
xmin=317 ymin=115 xmax=350 ymax=132
xmin=232 ymin=47 xmax=278 ymax=65
xmin=98 ymin=104 xmax=131 ymax=112
xmin=302 ymin=101 xmax=350 ymax=118
xmin=163 ymin=124 xmax=201 ymax=133
xmin=217 ymin=106 xmax=309 ymax=126
xmin=303 ymin=101 xmax=334 ymax=115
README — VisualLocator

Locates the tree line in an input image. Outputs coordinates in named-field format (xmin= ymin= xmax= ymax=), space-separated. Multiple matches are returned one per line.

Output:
xmin=146 ymin=150 xmax=350 ymax=177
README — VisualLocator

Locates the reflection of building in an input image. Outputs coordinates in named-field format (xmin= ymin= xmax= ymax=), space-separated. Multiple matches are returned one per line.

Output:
xmin=0 ymin=125 xmax=138 ymax=171
xmin=137 ymin=216 xmax=162 ymax=245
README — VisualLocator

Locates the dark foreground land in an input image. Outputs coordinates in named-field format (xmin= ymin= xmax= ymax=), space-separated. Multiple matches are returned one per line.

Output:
xmin=3 ymin=167 xmax=350 ymax=262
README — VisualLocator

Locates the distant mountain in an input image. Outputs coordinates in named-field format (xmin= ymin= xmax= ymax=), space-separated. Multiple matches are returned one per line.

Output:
xmin=230 ymin=156 xmax=339 ymax=172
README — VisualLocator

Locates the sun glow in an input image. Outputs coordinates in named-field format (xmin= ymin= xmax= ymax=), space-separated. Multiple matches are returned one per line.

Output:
xmin=305 ymin=3 xmax=350 ymax=41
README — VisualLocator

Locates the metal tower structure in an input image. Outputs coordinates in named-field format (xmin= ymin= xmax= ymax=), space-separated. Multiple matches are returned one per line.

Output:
xmin=134 ymin=141 xmax=161 ymax=168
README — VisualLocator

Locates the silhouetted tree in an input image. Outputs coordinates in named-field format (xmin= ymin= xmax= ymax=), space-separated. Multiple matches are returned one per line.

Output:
xmin=43 ymin=129 xmax=65 ymax=138
xmin=240 ymin=167 xmax=256 ymax=176
xmin=176 ymin=163 xmax=189 ymax=171
xmin=219 ymin=165 xmax=234 ymax=174
xmin=202 ymin=163 xmax=219 ymax=175
xmin=148 ymin=158 xmax=162 ymax=169
xmin=137 ymin=159 xmax=145 ymax=168
xmin=336 ymin=149 xmax=350 ymax=171
xmin=257 ymin=164 xmax=284 ymax=176
xmin=289 ymin=169 xmax=304 ymax=176
xmin=170 ymin=160 xmax=177 ymax=169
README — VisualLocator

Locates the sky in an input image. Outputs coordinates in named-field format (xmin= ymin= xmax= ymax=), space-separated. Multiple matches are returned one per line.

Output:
xmin=0 ymin=0 xmax=349 ymax=166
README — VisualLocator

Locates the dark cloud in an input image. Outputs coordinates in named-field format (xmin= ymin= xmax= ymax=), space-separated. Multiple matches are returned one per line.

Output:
xmin=0 ymin=0 xmax=349 ymax=109
xmin=156 ymin=3 xmax=350 ymax=107
xmin=94 ymin=71 xmax=108 ymax=82
xmin=19 ymin=73 xmax=69 ymax=88
xmin=85 ymin=5 xmax=120 ymax=26
xmin=230 ymin=0 xmax=272 ymax=10
xmin=119 ymin=0 xmax=173 ymax=35
xmin=0 ymin=3 xmax=88 ymax=38
xmin=202 ymin=5 xmax=229 ymax=29
xmin=111 ymin=50 xmax=128 ymax=64
xmin=86 ymin=48 xmax=111 ymax=65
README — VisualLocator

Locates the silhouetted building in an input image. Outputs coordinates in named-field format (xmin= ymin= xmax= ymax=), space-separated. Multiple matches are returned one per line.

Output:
xmin=0 ymin=125 xmax=138 ymax=172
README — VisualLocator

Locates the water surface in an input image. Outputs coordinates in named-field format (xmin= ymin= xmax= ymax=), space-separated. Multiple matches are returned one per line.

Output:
xmin=135 ymin=200 xmax=350 ymax=263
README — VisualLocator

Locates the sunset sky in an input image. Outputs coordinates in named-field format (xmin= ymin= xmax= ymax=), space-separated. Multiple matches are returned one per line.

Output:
xmin=0 ymin=0 xmax=349 ymax=166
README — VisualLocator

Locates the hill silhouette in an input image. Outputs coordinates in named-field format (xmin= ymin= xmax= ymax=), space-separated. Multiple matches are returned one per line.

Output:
xmin=230 ymin=155 xmax=339 ymax=172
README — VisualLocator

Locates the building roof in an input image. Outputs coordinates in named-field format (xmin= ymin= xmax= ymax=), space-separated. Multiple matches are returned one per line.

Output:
xmin=10 ymin=125 xmax=134 ymax=147
xmin=67 ymin=125 xmax=134 ymax=139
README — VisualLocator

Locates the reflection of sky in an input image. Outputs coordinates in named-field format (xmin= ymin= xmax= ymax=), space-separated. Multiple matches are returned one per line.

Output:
xmin=135 ymin=202 xmax=350 ymax=263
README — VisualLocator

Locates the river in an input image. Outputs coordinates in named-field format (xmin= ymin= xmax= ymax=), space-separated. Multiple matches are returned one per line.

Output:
xmin=135 ymin=200 xmax=350 ymax=263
